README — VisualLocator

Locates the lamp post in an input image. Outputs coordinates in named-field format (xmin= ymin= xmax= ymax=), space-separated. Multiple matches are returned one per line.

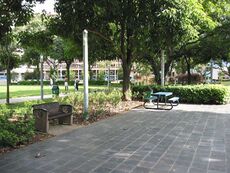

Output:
xmin=108 ymin=65 xmax=110 ymax=89
xmin=83 ymin=30 xmax=89 ymax=120
xmin=40 ymin=55 xmax=44 ymax=100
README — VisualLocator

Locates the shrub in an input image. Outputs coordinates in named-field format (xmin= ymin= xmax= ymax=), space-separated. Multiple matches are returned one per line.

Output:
xmin=24 ymin=71 xmax=39 ymax=80
xmin=17 ymin=80 xmax=50 ymax=85
xmin=132 ymin=84 xmax=229 ymax=104
xmin=177 ymin=73 xmax=204 ymax=84
xmin=16 ymin=80 xmax=109 ymax=86
xmin=55 ymin=89 xmax=122 ymax=117
xmin=89 ymin=80 xmax=108 ymax=85
xmin=0 ymin=104 xmax=35 ymax=147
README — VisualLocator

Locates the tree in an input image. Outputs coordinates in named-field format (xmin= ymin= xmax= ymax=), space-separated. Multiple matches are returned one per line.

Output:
xmin=0 ymin=0 xmax=44 ymax=42
xmin=49 ymin=36 xmax=81 ymax=82
xmin=0 ymin=0 xmax=45 ymax=104
xmin=172 ymin=0 xmax=230 ymax=84
xmin=53 ymin=0 xmax=152 ymax=100
xmin=0 ymin=35 xmax=20 ymax=104
xmin=136 ymin=0 xmax=217 ymax=85
xmin=21 ymin=48 xmax=40 ymax=83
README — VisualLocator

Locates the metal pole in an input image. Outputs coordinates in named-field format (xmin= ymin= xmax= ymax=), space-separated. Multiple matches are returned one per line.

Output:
xmin=108 ymin=65 xmax=110 ymax=89
xmin=161 ymin=50 xmax=165 ymax=87
xmin=40 ymin=55 xmax=44 ymax=100
xmin=210 ymin=59 xmax=213 ymax=82
xmin=83 ymin=29 xmax=89 ymax=119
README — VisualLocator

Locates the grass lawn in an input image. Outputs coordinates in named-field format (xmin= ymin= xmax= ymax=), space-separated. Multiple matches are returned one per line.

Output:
xmin=0 ymin=85 xmax=110 ymax=100
xmin=221 ymin=80 xmax=230 ymax=87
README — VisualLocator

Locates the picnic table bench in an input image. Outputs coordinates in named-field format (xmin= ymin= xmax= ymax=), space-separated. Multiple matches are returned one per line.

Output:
xmin=143 ymin=91 xmax=179 ymax=110
xmin=32 ymin=102 xmax=73 ymax=133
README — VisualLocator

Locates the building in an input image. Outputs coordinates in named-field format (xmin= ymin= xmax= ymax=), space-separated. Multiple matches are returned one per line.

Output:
xmin=42 ymin=59 xmax=122 ymax=82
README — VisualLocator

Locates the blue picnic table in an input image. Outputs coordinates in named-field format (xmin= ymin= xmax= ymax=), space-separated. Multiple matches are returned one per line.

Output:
xmin=144 ymin=91 xmax=179 ymax=110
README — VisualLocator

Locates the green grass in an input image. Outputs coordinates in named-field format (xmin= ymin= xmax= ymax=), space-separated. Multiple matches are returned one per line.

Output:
xmin=221 ymin=80 xmax=230 ymax=87
xmin=0 ymin=85 xmax=111 ymax=100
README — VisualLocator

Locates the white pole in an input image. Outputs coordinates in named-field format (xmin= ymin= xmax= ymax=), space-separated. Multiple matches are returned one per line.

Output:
xmin=108 ymin=65 xmax=110 ymax=89
xmin=211 ymin=59 xmax=213 ymax=82
xmin=83 ymin=29 xmax=89 ymax=119
xmin=40 ymin=55 xmax=44 ymax=100
xmin=161 ymin=50 xmax=165 ymax=87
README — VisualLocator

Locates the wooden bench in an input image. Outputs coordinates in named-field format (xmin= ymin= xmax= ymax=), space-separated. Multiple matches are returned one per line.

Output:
xmin=32 ymin=102 xmax=73 ymax=133
xmin=168 ymin=97 xmax=179 ymax=106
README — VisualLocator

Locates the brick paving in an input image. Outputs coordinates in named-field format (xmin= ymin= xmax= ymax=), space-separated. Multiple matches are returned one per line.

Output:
xmin=0 ymin=104 xmax=230 ymax=173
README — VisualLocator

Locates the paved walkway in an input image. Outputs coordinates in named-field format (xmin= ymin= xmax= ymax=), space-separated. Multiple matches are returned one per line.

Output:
xmin=0 ymin=104 xmax=230 ymax=173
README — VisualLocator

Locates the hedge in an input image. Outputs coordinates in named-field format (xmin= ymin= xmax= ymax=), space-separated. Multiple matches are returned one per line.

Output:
xmin=132 ymin=84 xmax=229 ymax=104
xmin=16 ymin=80 xmax=109 ymax=86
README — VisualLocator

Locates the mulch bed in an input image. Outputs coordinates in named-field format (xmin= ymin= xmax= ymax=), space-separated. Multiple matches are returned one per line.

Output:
xmin=0 ymin=101 xmax=143 ymax=155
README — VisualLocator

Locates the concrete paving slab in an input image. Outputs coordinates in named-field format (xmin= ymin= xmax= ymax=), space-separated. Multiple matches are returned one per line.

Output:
xmin=0 ymin=104 xmax=230 ymax=173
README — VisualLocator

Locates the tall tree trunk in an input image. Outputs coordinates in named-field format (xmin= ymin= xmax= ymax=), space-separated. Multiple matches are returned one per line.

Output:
xmin=120 ymin=19 xmax=132 ymax=101
xmin=66 ymin=62 xmax=71 ymax=82
xmin=165 ymin=46 xmax=174 ymax=81
xmin=36 ymin=64 xmax=40 ymax=84
xmin=145 ymin=55 xmax=161 ymax=85
xmin=185 ymin=56 xmax=191 ymax=84
xmin=6 ymin=63 xmax=10 ymax=104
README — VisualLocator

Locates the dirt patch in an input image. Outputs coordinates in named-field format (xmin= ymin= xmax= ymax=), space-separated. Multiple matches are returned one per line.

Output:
xmin=73 ymin=100 xmax=142 ymax=125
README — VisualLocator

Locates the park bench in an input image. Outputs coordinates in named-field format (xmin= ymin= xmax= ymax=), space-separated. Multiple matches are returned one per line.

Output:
xmin=32 ymin=102 xmax=73 ymax=133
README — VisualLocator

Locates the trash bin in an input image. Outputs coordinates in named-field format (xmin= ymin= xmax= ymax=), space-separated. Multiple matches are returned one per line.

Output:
xmin=52 ymin=85 xmax=59 ymax=96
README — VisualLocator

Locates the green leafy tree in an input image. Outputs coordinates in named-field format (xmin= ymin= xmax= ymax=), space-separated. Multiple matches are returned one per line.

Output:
xmin=0 ymin=0 xmax=44 ymax=104
xmin=0 ymin=35 xmax=20 ymax=104
xmin=21 ymin=48 xmax=40 ymax=83
xmin=137 ymin=0 xmax=217 ymax=85
xmin=0 ymin=0 xmax=44 ymax=42
xmin=53 ymin=0 xmax=152 ymax=100
xmin=49 ymin=36 xmax=81 ymax=82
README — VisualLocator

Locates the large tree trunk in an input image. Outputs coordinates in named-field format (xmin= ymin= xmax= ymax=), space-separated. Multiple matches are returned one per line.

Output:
xmin=120 ymin=19 xmax=132 ymax=101
xmin=165 ymin=46 xmax=174 ymax=81
xmin=66 ymin=62 xmax=71 ymax=82
xmin=185 ymin=56 xmax=191 ymax=84
xmin=145 ymin=55 xmax=161 ymax=85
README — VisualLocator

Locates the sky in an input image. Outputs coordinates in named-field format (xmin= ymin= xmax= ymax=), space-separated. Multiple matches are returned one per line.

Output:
xmin=33 ymin=0 xmax=56 ymax=14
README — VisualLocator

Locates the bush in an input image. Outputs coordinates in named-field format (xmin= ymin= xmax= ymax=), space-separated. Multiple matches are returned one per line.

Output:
xmin=0 ymin=104 xmax=35 ymax=147
xmin=55 ymin=89 xmax=122 ymax=117
xmin=24 ymin=71 xmax=39 ymax=80
xmin=132 ymin=84 xmax=229 ymax=104
xmin=177 ymin=73 xmax=204 ymax=84
xmin=89 ymin=80 xmax=108 ymax=85
xmin=17 ymin=80 xmax=50 ymax=85
xmin=16 ymin=80 xmax=108 ymax=86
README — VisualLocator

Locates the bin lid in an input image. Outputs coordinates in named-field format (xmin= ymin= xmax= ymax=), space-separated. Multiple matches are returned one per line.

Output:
xmin=52 ymin=85 xmax=59 ymax=89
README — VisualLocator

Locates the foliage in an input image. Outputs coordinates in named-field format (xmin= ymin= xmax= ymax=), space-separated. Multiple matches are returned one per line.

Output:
xmin=132 ymin=84 xmax=229 ymax=104
xmin=89 ymin=80 xmax=107 ymax=86
xmin=55 ymin=89 xmax=122 ymax=118
xmin=0 ymin=0 xmax=44 ymax=42
xmin=97 ymin=71 xmax=106 ymax=81
xmin=177 ymin=73 xmax=204 ymax=85
xmin=0 ymin=103 xmax=35 ymax=147
xmin=17 ymin=80 xmax=50 ymax=85
xmin=24 ymin=70 xmax=39 ymax=81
